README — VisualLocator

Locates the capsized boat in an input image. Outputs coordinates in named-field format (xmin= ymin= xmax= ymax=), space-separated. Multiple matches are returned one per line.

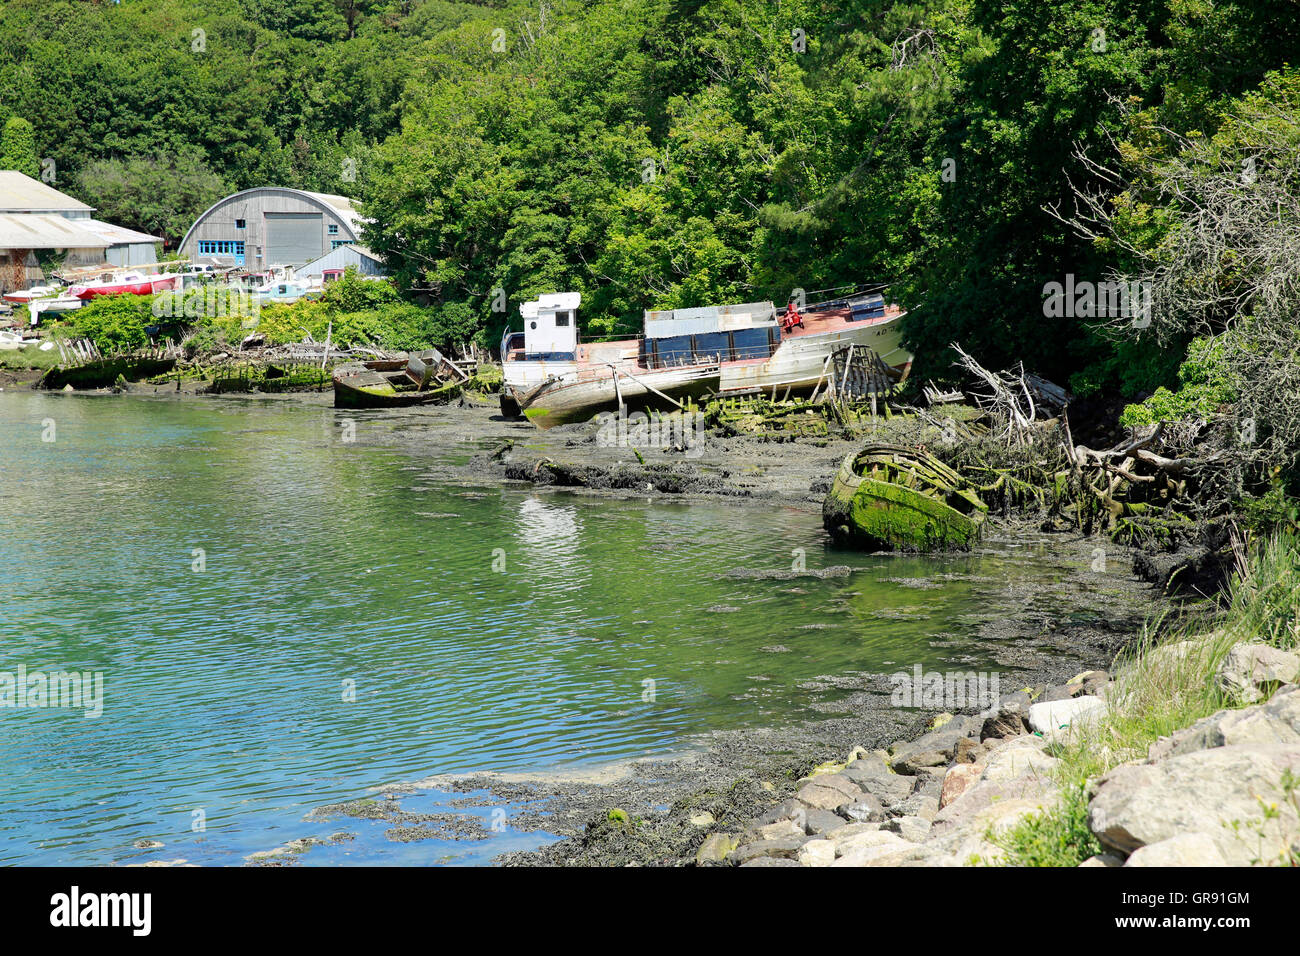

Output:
xmin=332 ymin=349 xmax=468 ymax=408
xmin=68 ymin=271 xmax=180 ymax=300
xmin=3 ymin=284 xmax=61 ymax=305
xmin=822 ymin=444 xmax=988 ymax=551
xmin=500 ymin=287 xmax=911 ymax=429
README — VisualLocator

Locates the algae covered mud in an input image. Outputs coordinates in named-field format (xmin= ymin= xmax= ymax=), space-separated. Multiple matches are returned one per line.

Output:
xmin=0 ymin=392 xmax=1153 ymax=865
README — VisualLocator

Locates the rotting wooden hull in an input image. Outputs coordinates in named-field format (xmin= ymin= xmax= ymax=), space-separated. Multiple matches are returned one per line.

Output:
xmin=822 ymin=444 xmax=987 ymax=551
xmin=508 ymin=363 xmax=719 ymax=429
xmin=36 ymin=356 xmax=177 ymax=390
xmin=332 ymin=361 xmax=462 ymax=409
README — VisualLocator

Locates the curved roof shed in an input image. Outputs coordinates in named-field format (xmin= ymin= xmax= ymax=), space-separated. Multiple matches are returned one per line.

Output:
xmin=179 ymin=187 xmax=363 ymax=270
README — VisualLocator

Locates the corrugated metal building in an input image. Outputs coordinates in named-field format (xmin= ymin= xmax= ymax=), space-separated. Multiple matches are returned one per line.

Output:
xmin=179 ymin=187 xmax=364 ymax=271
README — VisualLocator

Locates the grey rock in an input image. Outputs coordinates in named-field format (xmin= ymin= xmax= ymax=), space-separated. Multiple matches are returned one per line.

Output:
xmin=1039 ymin=683 xmax=1084 ymax=703
xmin=841 ymin=762 xmax=913 ymax=805
xmin=798 ymin=781 xmax=861 ymax=811
xmin=1217 ymin=644 xmax=1300 ymax=704
xmin=695 ymin=832 xmax=739 ymax=864
xmin=740 ymin=856 xmax=800 ymax=867
xmin=889 ymin=793 xmax=940 ymax=822
xmin=890 ymin=715 xmax=982 ymax=774
xmin=981 ymin=703 xmax=1030 ymax=741
xmin=954 ymin=737 xmax=987 ymax=764
xmin=1088 ymin=742 xmax=1300 ymax=864
xmin=801 ymin=808 xmax=848 ymax=836
xmin=1148 ymin=684 xmax=1300 ymax=761
xmin=837 ymin=793 xmax=885 ymax=823
xmin=1124 ymin=833 xmax=1228 ymax=867
xmin=728 ymin=837 xmax=808 ymax=864
xmin=753 ymin=799 xmax=802 ymax=826
xmin=884 ymin=815 xmax=932 ymax=843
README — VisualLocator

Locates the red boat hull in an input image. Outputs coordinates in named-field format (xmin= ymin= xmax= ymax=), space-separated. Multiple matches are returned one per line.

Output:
xmin=72 ymin=277 xmax=178 ymax=300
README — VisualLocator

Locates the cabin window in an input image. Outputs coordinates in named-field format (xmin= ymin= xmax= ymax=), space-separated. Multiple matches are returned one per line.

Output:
xmin=330 ymin=240 xmax=354 ymax=250
xmin=235 ymin=219 xmax=246 ymax=229
xmin=328 ymin=224 xmax=339 ymax=235
xmin=554 ymin=311 xmax=571 ymax=327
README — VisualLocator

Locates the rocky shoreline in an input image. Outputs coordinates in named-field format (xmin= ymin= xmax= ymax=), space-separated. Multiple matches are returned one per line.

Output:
xmin=693 ymin=641 xmax=1300 ymax=867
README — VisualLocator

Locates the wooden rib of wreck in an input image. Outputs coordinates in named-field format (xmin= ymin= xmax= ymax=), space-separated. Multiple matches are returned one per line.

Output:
xmin=823 ymin=443 xmax=988 ymax=551
xmin=36 ymin=340 xmax=177 ymax=390
xmin=332 ymin=349 xmax=467 ymax=409
xmin=499 ymin=287 xmax=912 ymax=429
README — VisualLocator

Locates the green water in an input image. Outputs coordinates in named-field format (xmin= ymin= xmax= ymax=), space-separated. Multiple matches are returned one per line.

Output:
xmin=0 ymin=392 xmax=1113 ymax=865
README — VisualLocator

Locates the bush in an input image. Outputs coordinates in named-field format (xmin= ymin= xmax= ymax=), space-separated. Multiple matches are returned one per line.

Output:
xmin=67 ymin=295 xmax=152 ymax=354
xmin=1120 ymin=336 xmax=1237 ymax=426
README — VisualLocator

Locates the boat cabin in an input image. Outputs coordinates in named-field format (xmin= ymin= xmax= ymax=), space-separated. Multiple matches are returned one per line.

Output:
xmin=505 ymin=291 xmax=581 ymax=360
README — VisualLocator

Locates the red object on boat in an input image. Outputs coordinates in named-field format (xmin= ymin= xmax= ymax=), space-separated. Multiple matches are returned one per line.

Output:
xmin=781 ymin=302 xmax=804 ymax=331
xmin=68 ymin=272 xmax=179 ymax=300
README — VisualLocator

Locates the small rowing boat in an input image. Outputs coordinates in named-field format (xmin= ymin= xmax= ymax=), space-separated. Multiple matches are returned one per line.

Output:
xmin=332 ymin=349 xmax=467 ymax=408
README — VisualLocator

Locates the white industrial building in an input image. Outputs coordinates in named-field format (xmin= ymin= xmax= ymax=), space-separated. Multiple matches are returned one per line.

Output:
xmin=0 ymin=170 xmax=161 ymax=293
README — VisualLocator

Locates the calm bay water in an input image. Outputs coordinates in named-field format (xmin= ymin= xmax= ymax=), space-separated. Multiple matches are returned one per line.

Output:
xmin=1 ymin=392 xmax=1090 ymax=865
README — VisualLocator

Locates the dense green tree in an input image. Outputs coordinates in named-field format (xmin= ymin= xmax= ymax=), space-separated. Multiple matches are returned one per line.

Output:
xmin=0 ymin=117 xmax=40 ymax=177
xmin=75 ymin=152 xmax=227 ymax=244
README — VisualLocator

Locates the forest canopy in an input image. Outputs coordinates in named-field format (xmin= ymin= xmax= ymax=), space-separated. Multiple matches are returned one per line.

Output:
xmin=2 ymin=0 xmax=1299 ymax=393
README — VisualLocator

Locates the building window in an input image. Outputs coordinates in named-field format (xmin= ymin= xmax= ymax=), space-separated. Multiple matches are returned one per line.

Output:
xmin=554 ymin=311 xmax=571 ymax=327
xmin=328 ymin=224 xmax=339 ymax=235
xmin=198 ymin=240 xmax=246 ymax=257
xmin=235 ymin=219 xmax=246 ymax=229
xmin=330 ymin=239 xmax=354 ymax=250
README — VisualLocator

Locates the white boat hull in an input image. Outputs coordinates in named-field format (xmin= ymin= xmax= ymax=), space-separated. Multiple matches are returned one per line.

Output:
xmin=719 ymin=312 xmax=908 ymax=396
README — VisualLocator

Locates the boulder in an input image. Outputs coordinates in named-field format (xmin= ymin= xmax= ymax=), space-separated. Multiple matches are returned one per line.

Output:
xmin=1039 ymin=683 xmax=1085 ymax=703
xmin=890 ymin=715 xmax=982 ymax=774
xmin=1088 ymin=743 xmax=1300 ymax=865
xmin=931 ymin=740 xmax=1059 ymax=833
xmin=938 ymin=762 xmax=984 ymax=810
xmin=888 ymin=793 xmax=940 ymax=822
xmin=728 ymin=837 xmax=808 ymax=864
xmin=740 ymin=856 xmax=800 ymax=867
xmin=954 ymin=737 xmax=987 ymax=764
xmin=837 ymin=793 xmax=886 ymax=824
xmin=841 ymin=761 xmax=913 ymax=805
xmin=884 ymin=815 xmax=932 ymax=843
xmin=1147 ymin=684 xmax=1300 ymax=761
xmin=695 ymin=833 xmax=739 ymax=864
xmin=1078 ymin=853 xmax=1124 ymax=867
xmin=1124 ymin=833 xmax=1228 ymax=867
xmin=750 ymin=819 xmax=804 ymax=842
xmin=1027 ymin=695 xmax=1108 ymax=736
xmin=797 ymin=782 xmax=859 ymax=812
xmin=801 ymin=808 xmax=849 ymax=836
xmin=798 ymin=839 xmax=837 ymax=867
xmin=981 ymin=706 xmax=1029 ymax=741
xmin=1217 ymin=644 xmax=1300 ymax=704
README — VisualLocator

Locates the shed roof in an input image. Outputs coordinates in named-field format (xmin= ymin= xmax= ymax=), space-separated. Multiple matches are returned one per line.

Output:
xmin=0 ymin=213 xmax=110 ymax=249
xmin=81 ymin=218 xmax=163 ymax=246
xmin=0 ymin=171 xmax=95 ymax=213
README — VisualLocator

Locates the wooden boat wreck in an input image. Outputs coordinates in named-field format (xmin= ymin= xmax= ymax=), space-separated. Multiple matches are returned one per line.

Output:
xmin=823 ymin=444 xmax=988 ymax=551
xmin=36 ymin=352 xmax=177 ymax=390
xmin=332 ymin=349 xmax=467 ymax=409
xmin=499 ymin=287 xmax=911 ymax=429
